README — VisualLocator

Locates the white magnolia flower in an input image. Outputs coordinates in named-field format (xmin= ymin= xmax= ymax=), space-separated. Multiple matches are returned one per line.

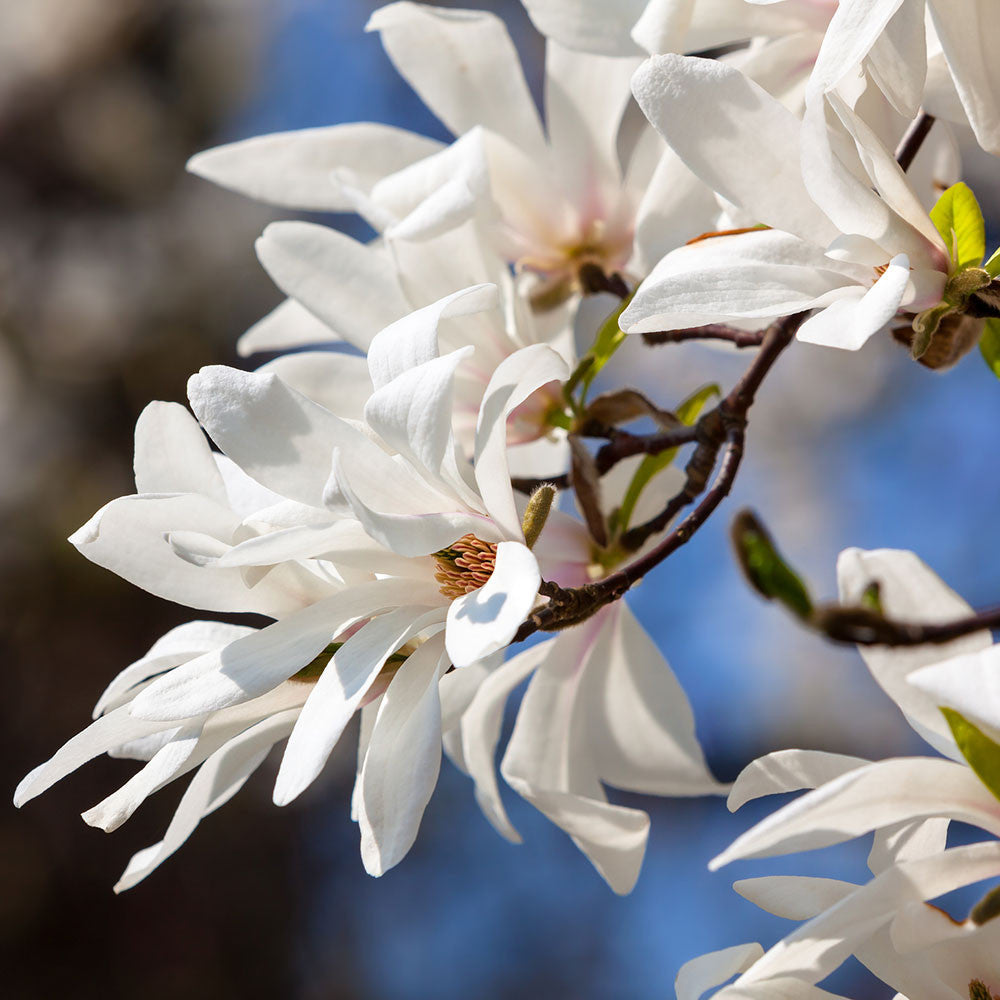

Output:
xmin=621 ymin=56 xmax=954 ymax=352
xmin=672 ymin=548 xmax=1000 ymax=1000
xmin=16 ymin=290 xmax=590 ymax=884
xmin=189 ymin=2 xmax=720 ymax=306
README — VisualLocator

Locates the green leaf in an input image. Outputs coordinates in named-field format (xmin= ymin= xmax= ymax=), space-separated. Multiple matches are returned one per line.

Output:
xmin=942 ymin=707 xmax=1000 ymax=803
xmin=984 ymin=246 xmax=1000 ymax=278
xmin=615 ymin=383 xmax=719 ymax=533
xmin=577 ymin=292 xmax=634 ymax=401
xmin=731 ymin=510 xmax=813 ymax=620
xmin=980 ymin=318 xmax=1000 ymax=380
xmin=930 ymin=182 xmax=986 ymax=271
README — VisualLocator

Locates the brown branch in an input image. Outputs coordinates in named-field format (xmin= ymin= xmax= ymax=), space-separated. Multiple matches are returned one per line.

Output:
xmin=895 ymin=111 xmax=935 ymax=172
xmin=513 ymin=311 xmax=807 ymax=641
xmin=642 ymin=325 xmax=767 ymax=349
xmin=813 ymin=603 xmax=1000 ymax=647
xmin=578 ymin=262 xmax=630 ymax=299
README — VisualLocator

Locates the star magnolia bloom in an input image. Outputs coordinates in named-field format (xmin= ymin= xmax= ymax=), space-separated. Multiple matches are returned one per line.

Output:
xmin=189 ymin=2 xmax=720 ymax=305
xmin=673 ymin=548 xmax=1000 ymax=999
xmin=15 ymin=293 xmax=591 ymax=884
xmin=621 ymin=56 xmax=952 ymax=351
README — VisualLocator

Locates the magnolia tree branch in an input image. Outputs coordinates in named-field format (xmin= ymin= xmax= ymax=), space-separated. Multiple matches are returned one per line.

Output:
xmin=895 ymin=110 xmax=936 ymax=171
xmin=813 ymin=603 xmax=1000 ymax=647
xmin=641 ymin=324 xmax=767 ymax=348
xmin=514 ymin=311 xmax=807 ymax=641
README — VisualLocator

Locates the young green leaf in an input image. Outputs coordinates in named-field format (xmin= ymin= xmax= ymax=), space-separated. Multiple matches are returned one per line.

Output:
xmin=730 ymin=510 xmax=813 ymax=620
xmin=930 ymin=182 xmax=986 ymax=271
xmin=980 ymin=318 xmax=1000 ymax=380
xmin=615 ymin=383 xmax=719 ymax=533
xmin=984 ymin=246 xmax=1000 ymax=279
xmin=942 ymin=707 xmax=1000 ymax=803
xmin=577 ymin=293 xmax=634 ymax=401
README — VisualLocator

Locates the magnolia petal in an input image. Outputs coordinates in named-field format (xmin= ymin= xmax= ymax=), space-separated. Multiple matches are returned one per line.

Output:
xmin=632 ymin=55 xmax=838 ymax=244
xmin=587 ymin=604 xmax=726 ymax=796
xmin=133 ymin=402 xmax=226 ymax=502
xmin=460 ymin=640 xmax=555 ymax=842
xmin=255 ymin=222 xmax=410 ymax=353
xmin=837 ymin=547 xmax=992 ymax=759
xmin=868 ymin=817 xmax=950 ymax=876
xmin=237 ymin=298 xmax=338 ymax=358
xmin=188 ymin=365 xmax=375 ymax=509
xmin=273 ymin=608 xmax=445 ymax=807
xmin=734 ymin=876 xmax=857 ymax=921
xmin=358 ymin=635 xmax=446 ymax=875
xmin=910 ymin=645 xmax=1000 ymax=744
xmin=94 ymin=621 xmax=256 ymax=719
xmin=446 ymin=542 xmax=540 ymax=668
xmin=129 ymin=579 xmax=441 ymax=721
xmin=521 ymin=0 xmax=645 ymax=56
xmin=728 ymin=749 xmax=876 ymax=812
xmin=257 ymin=352 xmax=373 ymax=423
xmin=113 ymin=710 xmax=299 ymax=892
xmin=474 ymin=344 xmax=569 ymax=539
xmin=928 ymin=0 xmax=1000 ymax=156
xmin=676 ymin=943 xmax=765 ymax=1000
xmin=713 ymin=756 xmax=1000 ymax=869
xmin=796 ymin=255 xmax=911 ymax=351
xmin=70 ymin=494 xmax=293 ymax=616
xmin=15 ymin=706 xmax=178 ymax=807
xmin=366 ymin=283 xmax=497 ymax=391
xmin=367 ymin=3 xmax=546 ymax=157
xmin=865 ymin=0 xmax=928 ymax=119
xmin=187 ymin=122 xmax=442 ymax=211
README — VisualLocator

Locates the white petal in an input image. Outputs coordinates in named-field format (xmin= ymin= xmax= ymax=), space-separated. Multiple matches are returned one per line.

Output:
xmin=587 ymin=604 xmax=726 ymax=795
xmin=113 ymin=709 xmax=298 ymax=891
xmin=255 ymin=222 xmax=410 ymax=353
xmin=459 ymin=640 xmax=555 ymax=841
xmin=865 ymin=0 xmax=927 ymax=119
xmin=256 ymin=352 xmax=372 ymax=423
xmin=837 ymin=547 xmax=992 ymax=758
xmin=631 ymin=55 xmax=838 ymax=244
xmin=188 ymin=364 xmax=372 ymax=508
xmin=474 ymin=344 xmax=569 ymax=539
xmin=733 ymin=876 xmax=857 ymax=921
xmin=796 ymin=254 xmax=910 ymax=351
xmin=727 ymin=748 xmax=875 ymax=812
xmin=712 ymin=756 xmax=1000 ymax=869
xmin=187 ymin=123 xmax=442 ymax=211
xmin=273 ymin=607 xmax=445 ymax=806
xmin=676 ymin=943 xmax=765 ymax=1000
xmin=15 ymin=706 xmax=177 ymax=807
xmin=367 ymin=3 xmax=546 ymax=157
xmin=868 ymin=817 xmax=950 ymax=875
xmin=129 ymin=579 xmax=441 ymax=721
xmin=133 ymin=402 xmax=226 ymax=501
xmin=910 ymin=645 xmax=1000 ymax=744
xmin=521 ymin=0 xmax=645 ymax=56
xmin=358 ymin=634 xmax=446 ymax=875
xmin=237 ymin=298 xmax=338 ymax=358
xmin=446 ymin=541 xmax=540 ymax=668
xmin=366 ymin=283 xmax=497 ymax=391
xmin=69 ymin=494 xmax=295 ymax=616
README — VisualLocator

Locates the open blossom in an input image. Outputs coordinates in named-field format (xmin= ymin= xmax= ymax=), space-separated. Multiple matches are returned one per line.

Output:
xmin=621 ymin=55 xmax=957 ymax=353
xmin=674 ymin=547 xmax=1000 ymax=1000
xmin=189 ymin=1 xmax=721 ymax=308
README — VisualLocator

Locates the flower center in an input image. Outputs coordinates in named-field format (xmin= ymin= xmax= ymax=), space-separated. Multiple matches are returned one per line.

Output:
xmin=433 ymin=535 xmax=498 ymax=599
xmin=970 ymin=981 xmax=999 ymax=1000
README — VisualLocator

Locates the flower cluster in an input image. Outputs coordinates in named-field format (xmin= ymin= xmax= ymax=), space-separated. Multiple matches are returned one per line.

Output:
xmin=16 ymin=2 xmax=1000 ymax=997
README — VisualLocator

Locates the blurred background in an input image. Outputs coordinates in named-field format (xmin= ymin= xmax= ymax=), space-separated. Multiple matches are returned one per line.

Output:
xmin=2 ymin=1 xmax=999 ymax=997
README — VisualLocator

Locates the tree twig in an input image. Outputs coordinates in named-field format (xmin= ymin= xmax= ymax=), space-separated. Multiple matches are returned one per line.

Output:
xmin=642 ymin=325 xmax=767 ymax=349
xmin=895 ymin=111 xmax=935 ymax=172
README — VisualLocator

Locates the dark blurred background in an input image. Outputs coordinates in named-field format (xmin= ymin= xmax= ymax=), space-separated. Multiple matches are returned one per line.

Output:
xmin=3 ymin=2 xmax=999 ymax=997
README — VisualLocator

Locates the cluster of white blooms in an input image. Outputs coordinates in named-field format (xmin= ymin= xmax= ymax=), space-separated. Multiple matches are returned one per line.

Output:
xmin=16 ymin=1 xmax=1000 ymax=996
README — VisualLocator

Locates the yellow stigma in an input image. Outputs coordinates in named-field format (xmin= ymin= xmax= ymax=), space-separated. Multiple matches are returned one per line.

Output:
xmin=433 ymin=535 xmax=498 ymax=599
